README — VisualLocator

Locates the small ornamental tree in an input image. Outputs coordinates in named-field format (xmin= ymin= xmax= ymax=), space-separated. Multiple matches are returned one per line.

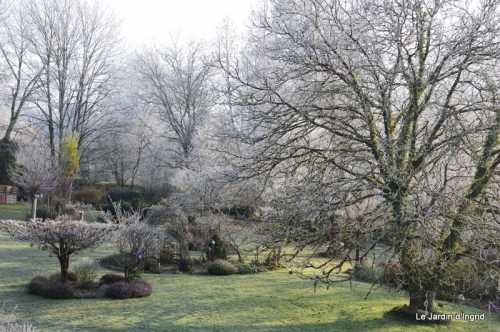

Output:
xmin=0 ymin=217 xmax=119 ymax=283
xmin=102 ymin=201 xmax=163 ymax=282
xmin=114 ymin=222 xmax=163 ymax=282
xmin=8 ymin=140 xmax=61 ymax=218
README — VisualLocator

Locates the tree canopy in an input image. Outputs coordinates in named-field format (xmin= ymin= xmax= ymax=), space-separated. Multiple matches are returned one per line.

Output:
xmin=0 ymin=217 xmax=119 ymax=283
xmin=215 ymin=0 xmax=500 ymax=314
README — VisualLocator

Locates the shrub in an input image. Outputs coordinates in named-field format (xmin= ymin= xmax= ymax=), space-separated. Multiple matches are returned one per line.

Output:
xmin=353 ymin=263 xmax=382 ymax=283
xmin=130 ymin=278 xmax=153 ymax=298
xmin=27 ymin=279 xmax=47 ymax=296
xmin=178 ymin=258 xmax=194 ymax=273
xmin=105 ymin=278 xmax=152 ymax=299
xmin=74 ymin=258 xmax=98 ymax=288
xmin=99 ymin=253 xmax=126 ymax=271
xmin=99 ymin=273 xmax=126 ymax=285
xmin=73 ymin=187 xmax=106 ymax=206
xmin=233 ymin=263 xmax=269 ymax=274
xmin=254 ymin=266 xmax=269 ymax=273
xmin=441 ymin=258 xmax=499 ymax=300
xmin=43 ymin=283 xmax=75 ymax=299
xmin=207 ymin=260 xmax=237 ymax=276
xmin=108 ymin=187 xmax=142 ymax=203
xmin=159 ymin=249 xmax=175 ymax=264
xmin=30 ymin=275 xmax=50 ymax=285
xmin=62 ymin=205 xmax=77 ymax=218
xmin=144 ymin=258 xmax=161 ymax=273
xmin=206 ymin=234 xmax=227 ymax=261
xmin=235 ymin=263 xmax=256 ymax=274
xmin=35 ymin=204 xmax=55 ymax=220
xmin=105 ymin=281 xmax=131 ymax=299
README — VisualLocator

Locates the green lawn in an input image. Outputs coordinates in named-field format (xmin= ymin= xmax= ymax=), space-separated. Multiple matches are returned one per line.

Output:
xmin=0 ymin=230 xmax=499 ymax=331
xmin=0 ymin=202 xmax=27 ymax=220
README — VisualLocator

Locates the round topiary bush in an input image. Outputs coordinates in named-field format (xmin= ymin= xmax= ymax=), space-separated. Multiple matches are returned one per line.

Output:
xmin=130 ymin=278 xmax=153 ymax=298
xmin=235 ymin=263 xmax=256 ymax=274
xmin=105 ymin=281 xmax=131 ymax=299
xmin=99 ymin=253 xmax=127 ymax=271
xmin=35 ymin=204 xmax=51 ymax=220
xmin=207 ymin=260 xmax=237 ymax=276
xmin=178 ymin=258 xmax=194 ymax=273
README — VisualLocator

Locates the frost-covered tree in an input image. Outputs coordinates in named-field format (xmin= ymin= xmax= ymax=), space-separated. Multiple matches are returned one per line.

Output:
xmin=216 ymin=0 xmax=500 ymax=315
xmin=0 ymin=216 xmax=119 ymax=283
xmin=8 ymin=137 xmax=61 ymax=218
xmin=24 ymin=0 xmax=121 ymax=159
xmin=134 ymin=39 xmax=213 ymax=168
xmin=102 ymin=201 xmax=163 ymax=282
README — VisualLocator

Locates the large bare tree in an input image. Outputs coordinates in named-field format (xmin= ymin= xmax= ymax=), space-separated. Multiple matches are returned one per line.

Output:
xmin=134 ymin=40 xmax=213 ymax=168
xmin=0 ymin=0 xmax=43 ymax=185
xmin=24 ymin=0 xmax=121 ymax=158
xmin=216 ymin=0 xmax=500 ymax=315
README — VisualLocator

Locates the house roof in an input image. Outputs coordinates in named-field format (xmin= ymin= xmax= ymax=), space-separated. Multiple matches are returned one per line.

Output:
xmin=0 ymin=185 xmax=18 ymax=194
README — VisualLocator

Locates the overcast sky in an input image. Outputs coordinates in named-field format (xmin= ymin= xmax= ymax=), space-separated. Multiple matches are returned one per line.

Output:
xmin=103 ymin=0 xmax=260 ymax=48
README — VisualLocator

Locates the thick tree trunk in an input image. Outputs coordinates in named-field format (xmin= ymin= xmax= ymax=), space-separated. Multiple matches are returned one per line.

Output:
xmin=408 ymin=281 xmax=435 ymax=313
xmin=58 ymin=238 xmax=70 ymax=283
xmin=58 ymin=254 xmax=70 ymax=283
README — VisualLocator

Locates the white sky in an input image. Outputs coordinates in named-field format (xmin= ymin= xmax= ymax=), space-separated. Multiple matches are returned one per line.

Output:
xmin=103 ymin=0 xmax=260 ymax=49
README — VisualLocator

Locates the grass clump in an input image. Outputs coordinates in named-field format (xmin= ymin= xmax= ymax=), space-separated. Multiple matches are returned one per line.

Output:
xmin=0 ymin=304 xmax=37 ymax=332
xmin=74 ymin=258 xmax=98 ymax=288
xmin=353 ymin=263 xmax=382 ymax=283
xmin=207 ymin=260 xmax=237 ymax=276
